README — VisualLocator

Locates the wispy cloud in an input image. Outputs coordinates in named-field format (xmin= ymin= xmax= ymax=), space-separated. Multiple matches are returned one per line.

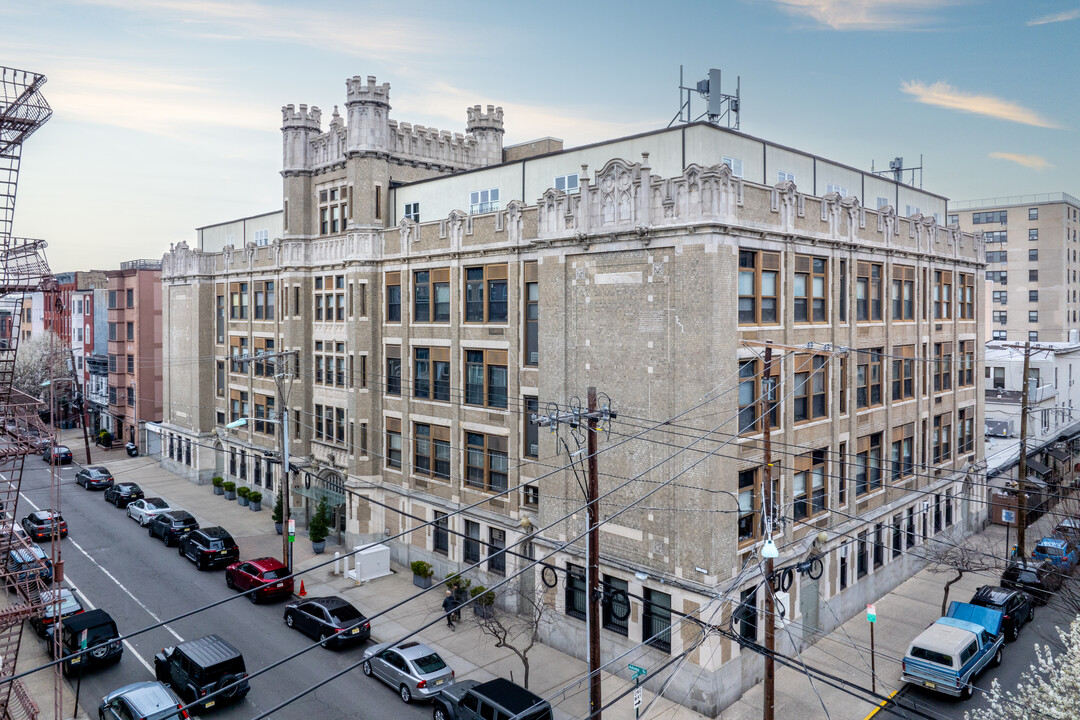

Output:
xmin=768 ymin=0 xmax=960 ymax=29
xmin=989 ymin=152 xmax=1052 ymax=170
xmin=1027 ymin=8 xmax=1080 ymax=25
xmin=900 ymin=81 xmax=1061 ymax=128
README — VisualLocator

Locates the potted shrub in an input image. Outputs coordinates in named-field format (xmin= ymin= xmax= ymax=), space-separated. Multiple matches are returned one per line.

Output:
xmin=272 ymin=490 xmax=284 ymax=534
xmin=222 ymin=481 xmax=236 ymax=500
xmin=97 ymin=429 xmax=112 ymax=449
xmin=236 ymin=486 xmax=250 ymax=507
xmin=212 ymin=477 xmax=224 ymax=496
xmin=309 ymin=498 xmax=330 ymax=554
xmin=411 ymin=560 xmax=434 ymax=589
xmin=470 ymin=585 xmax=496 ymax=618
xmin=248 ymin=491 xmax=262 ymax=512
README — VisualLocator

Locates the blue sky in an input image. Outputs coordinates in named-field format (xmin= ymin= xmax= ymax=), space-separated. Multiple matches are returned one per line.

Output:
xmin=4 ymin=0 xmax=1078 ymax=271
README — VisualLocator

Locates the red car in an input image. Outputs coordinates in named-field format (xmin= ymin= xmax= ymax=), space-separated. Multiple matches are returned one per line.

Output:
xmin=225 ymin=557 xmax=293 ymax=603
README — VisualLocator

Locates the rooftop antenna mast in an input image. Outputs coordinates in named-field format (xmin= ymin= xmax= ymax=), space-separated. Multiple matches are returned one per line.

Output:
xmin=668 ymin=66 xmax=741 ymax=130
xmin=870 ymin=155 xmax=924 ymax=189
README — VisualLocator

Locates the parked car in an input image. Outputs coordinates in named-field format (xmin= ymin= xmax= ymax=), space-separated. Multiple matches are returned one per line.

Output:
xmin=433 ymin=678 xmax=553 ymax=720
xmin=75 ymin=466 xmax=114 ymax=490
xmin=154 ymin=634 xmax=249 ymax=712
xmin=104 ymin=482 xmax=144 ymax=508
xmin=178 ymin=527 xmax=239 ymax=570
xmin=6 ymin=545 xmax=53 ymax=583
xmin=48 ymin=608 xmax=123 ymax=676
xmin=225 ymin=557 xmax=293 ymax=603
xmin=1053 ymin=517 xmax=1080 ymax=543
xmin=126 ymin=498 xmax=173 ymax=526
xmin=1001 ymin=558 xmax=1062 ymax=605
xmin=148 ymin=511 xmax=199 ymax=547
xmin=968 ymin=585 xmax=1035 ymax=641
xmin=42 ymin=443 xmax=72 ymax=464
xmin=21 ymin=510 xmax=67 ymax=541
xmin=99 ymin=681 xmax=187 ymax=720
xmin=1031 ymin=537 xmax=1080 ymax=574
xmin=362 ymin=640 xmax=454 ymax=703
xmin=283 ymin=596 xmax=371 ymax=648
xmin=900 ymin=608 xmax=1003 ymax=699
xmin=30 ymin=588 xmax=84 ymax=636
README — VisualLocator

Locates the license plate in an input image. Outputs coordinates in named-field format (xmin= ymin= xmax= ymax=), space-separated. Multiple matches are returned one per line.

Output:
xmin=274 ymin=583 xmax=283 ymax=588
xmin=70 ymin=657 xmax=80 ymax=664
xmin=351 ymin=628 xmax=359 ymax=635
xmin=924 ymin=682 xmax=935 ymax=689
xmin=204 ymin=701 xmax=215 ymax=708
xmin=219 ymin=550 xmax=227 ymax=554
xmin=435 ymin=679 xmax=445 ymax=686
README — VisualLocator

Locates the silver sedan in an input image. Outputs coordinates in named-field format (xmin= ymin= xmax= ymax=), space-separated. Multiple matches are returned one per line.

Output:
xmin=362 ymin=640 xmax=454 ymax=703
xmin=126 ymin=498 xmax=173 ymax=526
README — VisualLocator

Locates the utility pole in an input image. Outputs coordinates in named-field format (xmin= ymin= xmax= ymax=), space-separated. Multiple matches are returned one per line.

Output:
xmin=68 ymin=345 xmax=92 ymax=464
xmin=1016 ymin=343 xmax=1031 ymax=559
xmin=760 ymin=343 xmax=776 ymax=720
xmin=272 ymin=351 xmax=298 ymax=573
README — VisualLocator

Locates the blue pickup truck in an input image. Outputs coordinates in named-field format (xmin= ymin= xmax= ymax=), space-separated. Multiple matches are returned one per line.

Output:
xmin=900 ymin=603 xmax=1004 ymax=699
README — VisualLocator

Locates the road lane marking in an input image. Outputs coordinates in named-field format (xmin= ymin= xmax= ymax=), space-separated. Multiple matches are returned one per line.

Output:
xmin=20 ymin=492 xmax=185 ymax=642
xmin=64 ymin=574 xmax=155 ymax=674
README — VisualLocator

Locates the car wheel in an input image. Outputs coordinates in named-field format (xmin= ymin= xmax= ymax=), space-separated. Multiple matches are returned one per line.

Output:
xmin=961 ymin=682 xmax=973 ymax=700
xmin=319 ymin=632 xmax=331 ymax=648
xmin=433 ymin=704 xmax=449 ymax=720
xmin=362 ymin=660 xmax=372 ymax=676
xmin=114 ymin=498 xmax=122 ymax=508
xmin=1028 ymin=604 xmax=1035 ymax=622
xmin=149 ymin=526 xmax=156 ymax=538
xmin=163 ymin=535 xmax=172 ymax=547
xmin=399 ymin=685 xmax=412 ymax=704
xmin=285 ymin=613 xmax=295 ymax=628
xmin=226 ymin=574 xmax=236 ymax=589
xmin=1009 ymin=624 xmax=1018 ymax=641
xmin=992 ymin=647 xmax=1002 ymax=667
xmin=248 ymin=589 xmax=259 ymax=604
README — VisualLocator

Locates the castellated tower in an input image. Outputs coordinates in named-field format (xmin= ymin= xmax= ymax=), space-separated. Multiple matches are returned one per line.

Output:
xmin=466 ymin=104 xmax=505 ymax=167
xmin=345 ymin=75 xmax=391 ymax=155
xmin=280 ymin=104 xmax=322 ymax=237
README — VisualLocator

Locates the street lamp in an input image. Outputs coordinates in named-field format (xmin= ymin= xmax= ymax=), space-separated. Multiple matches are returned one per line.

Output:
xmin=226 ymin=413 xmax=292 ymax=572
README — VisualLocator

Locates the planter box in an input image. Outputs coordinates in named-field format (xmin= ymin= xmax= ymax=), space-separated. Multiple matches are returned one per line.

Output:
xmin=275 ymin=523 xmax=283 ymax=535
xmin=249 ymin=501 xmax=261 ymax=511
xmin=238 ymin=497 xmax=249 ymax=507
xmin=213 ymin=486 xmax=224 ymax=495
xmin=224 ymin=491 xmax=236 ymax=500
xmin=412 ymin=574 xmax=433 ymax=589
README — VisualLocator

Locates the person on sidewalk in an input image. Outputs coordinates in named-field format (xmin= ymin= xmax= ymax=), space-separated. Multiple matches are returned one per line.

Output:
xmin=451 ymin=582 xmax=465 ymax=622
xmin=442 ymin=589 xmax=457 ymax=630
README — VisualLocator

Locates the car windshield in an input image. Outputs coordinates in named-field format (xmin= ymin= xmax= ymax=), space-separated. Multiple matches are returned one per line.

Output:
xmin=262 ymin=567 xmax=286 ymax=580
xmin=328 ymin=604 xmax=363 ymax=624
xmin=411 ymin=652 xmax=447 ymax=674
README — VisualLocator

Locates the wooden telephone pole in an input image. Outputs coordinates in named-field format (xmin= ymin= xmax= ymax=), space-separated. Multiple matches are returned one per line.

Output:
xmin=1015 ymin=343 xmax=1032 ymax=558
xmin=761 ymin=343 xmax=776 ymax=720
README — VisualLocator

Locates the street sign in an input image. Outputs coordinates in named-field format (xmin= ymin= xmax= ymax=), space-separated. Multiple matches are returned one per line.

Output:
xmin=288 ymin=518 xmax=296 ymax=542
xmin=633 ymin=686 xmax=643 ymax=708
xmin=866 ymin=603 xmax=877 ymax=623
xmin=628 ymin=663 xmax=647 ymax=678
xmin=1002 ymin=509 xmax=1016 ymax=524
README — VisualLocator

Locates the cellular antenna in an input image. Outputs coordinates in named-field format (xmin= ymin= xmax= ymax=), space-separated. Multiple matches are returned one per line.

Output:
xmin=668 ymin=66 xmax=741 ymax=130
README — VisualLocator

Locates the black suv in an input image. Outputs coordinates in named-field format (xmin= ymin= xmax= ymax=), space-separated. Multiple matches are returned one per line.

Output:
xmin=154 ymin=634 xmax=249 ymax=712
xmin=1001 ymin=558 xmax=1062 ymax=605
xmin=433 ymin=678 xmax=552 ymax=720
xmin=969 ymin=585 xmax=1035 ymax=641
xmin=48 ymin=608 xmax=123 ymax=676
xmin=104 ymin=482 xmax=144 ymax=508
xmin=179 ymin=527 xmax=239 ymax=570
xmin=149 ymin=511 xmax=199 ymax=547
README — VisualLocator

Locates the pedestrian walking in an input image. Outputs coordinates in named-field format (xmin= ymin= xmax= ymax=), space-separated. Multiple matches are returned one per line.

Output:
xmin=442 ymin=589 xmax=456 ymax=629
xmin=451 ymin=582 xmax=466 ymax=622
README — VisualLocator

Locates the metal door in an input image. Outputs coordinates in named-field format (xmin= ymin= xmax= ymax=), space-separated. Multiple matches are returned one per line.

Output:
xmin=799 ymin=574 xmax=819 ymax=641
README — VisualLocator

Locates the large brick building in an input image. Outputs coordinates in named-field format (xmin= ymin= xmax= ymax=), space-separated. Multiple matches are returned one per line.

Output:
xmin=160 ymin=76 xmax=985 ymax=715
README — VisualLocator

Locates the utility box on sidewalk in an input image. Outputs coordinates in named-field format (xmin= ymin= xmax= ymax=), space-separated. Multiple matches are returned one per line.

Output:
xmin=346 ymin=544 xmax=391 ymax=582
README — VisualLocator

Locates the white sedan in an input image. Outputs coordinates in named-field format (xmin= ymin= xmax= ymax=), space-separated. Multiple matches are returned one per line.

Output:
xmin=126 ymin=497 xmax=173 ymax=526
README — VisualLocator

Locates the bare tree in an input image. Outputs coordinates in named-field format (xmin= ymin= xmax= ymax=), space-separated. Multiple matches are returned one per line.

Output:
xmin=918 ymin=528 xmax=1005 ymax=616
xmin=473 ymin=585 xmax=551 ymax=689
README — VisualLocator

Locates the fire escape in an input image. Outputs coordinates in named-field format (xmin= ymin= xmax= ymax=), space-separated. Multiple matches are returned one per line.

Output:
xmin=0 ymin=65 xmax=57 ymax=720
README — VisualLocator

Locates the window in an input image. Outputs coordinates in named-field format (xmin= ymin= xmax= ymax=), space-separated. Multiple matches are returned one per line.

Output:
xmin=905 ymin=205 xmax=920 ymax=217
xmin=873 ymin=523 xmax=885 ymax=568
xmin=385 ymin=418 xmax=402 ymax=469
xmin=126 ymin=322 xmax=134 ymax=341
xmin=876 ymin=197 xmax=889 ymax=209
xmin=318 ymin=185 xmax=348 ymax=235
xmin=413 ymin=347 xmax=450 ymax=400
xmin=793 ymin=450 xmax=827 ymax=521
xmin=524 ymin=263 xmax=539 ymax=366
xmin=216 ymin=295 xmax=225 ymax=344
xmin=1029 ymin=311 xmax=1039 ymax=323
xmin=793 ymin=355 xmax=827 ymax=423
xmin=524 ymin=396 xmax=539 ymax=458
xmin=404 ymin=202 xmax=420 ymax=222
xmin=947 ymin=214 xmax=959 ymax=225
xmin=1029 ymin=290 xmax=1039 ymax=302
xmin=1029 ymin=331 xmax=1039 ymax=342
xmin=487 ymin=528 xmax=506 ymax=575
xmin=986 ymin=251 xmax=1008 ymax=263
xmin=794 ymin=256 xmax=827 ymax=323
xmin=738 ymin=587 xmax=758 ymax=640
xmin=987 ymin=270 xmax=1008 ymax=284
xmin=973 ymin=210 xmax=1007 ymax=224
xmin=464 ymin=264 xmax=508 ymax=323
xmin=722 ymin=156 xmax=744 ymax=177
xmin=229 ymin=389 xmax=249 ymax=425
xmin=958 ymin=341 xmax=975 ymax=388
xmin=464 ymin=520 xmax=481 ymax=563
xmin=933 ymin=414 xmax=951 ymax=464
xmin=933 ymin=343 xmax=952 ymax=393
xmin=643 ymin=588 xmax=672 ymax=652
xmin=892 ymin=265 xmax=915 ymax=321
xmin=837 ymin=443 xmax=847 ymax=506
xmin=1029 ymin=228 xmax=1039 ymax=241
xmin=891 ymin=423 xmax=915 ymax=481
xmin=254 ymin=281 xmax=275 ymax=320
xmin=738 ymin=468 xmax=759 ymax=544
xmin=839 ymin=546 xmax=848 ymax=589
xmin=993 ymin=310 xmax=1008 ymax=325
xmin=216 ymin=361 xmax=224 ymax=396
xmin=856 ymin=531 xmax=868 ymax=578
xmin=958 ymin=407 xmax=975 ymax=455
xmin=229 ymin=282 xmax=248 ymax=320
xmin=738 ymin=250 xmax=780 ymax=325
xmin=826 ymin=183 xmax=847 ymax=196
xmin=1028 ymin=249 xmax=1039 ymax=262
xmin=465 ymin=432 xmax=508 ymax=492
xmin=313 ymin=404 xmax=345 ymax=445
xmin=892 ymin=345 xmax=915 ymax=401
xmin=554 ymin=173 xmax=579 ymax=193
xmin=738 ymin=359 xmax=779 ymax=433
xmin=933 ymin=270 xmax=952 ymax=320
xmin=386 ymin=346 xmax=401 ymax=395
xmin=839 ymin=260 xmax=847 ymax=322
xmin=464 ymin=349 xmax=507 ymax=408
xmin=126 ymin=288 xmax=134 ymax=307
xmin=959 ymin=273 xmax=974 ymax=320
xmin=856 ymin=349 xmax=883 ymax=409
xmin=990 ymin=367 xmax=1005 ymax=389
xmin=127 ymin=386 xmax=135 ymax=407
xmin=993 ymin=291 xmax=1008 ymax=305
xmin=855 ymin=433 xmax=882 ymax=496
xmin=984 ymin=230 xmax=1008 ymax=244
xmin=313 ymin=341 xmax=346 ymax=387
xmin=414 ymin=269 xmax=450 ymax=323
xmin=523 ymin=484 xmax=538 ymax=507
xmin=469 ymin=188 xmax=500 ymax=214
xmin=566 ymin=564 xmax=586 ymax=620
xmin=433 ymin=512 xmax=448 ymax=554
xmin=777 ymin=170 xmax=796 ymax=183
xmin=602 ymin=576 xmax=629 ymax=635
xmin=385 ymin=272 xmax=401 ymax=322
xmin=1029 ymin=207 xmax=1038 ymax=220
xmin=856 ymin=262 xmax=883 ymax=322
xmin=414 ymin=423 xmax=451 ymax=480
xmin=126 ymin=354 xmax=134 ymax=373
xmin=108 ymin=290 xmax=116 ymax=309
xmin=254 ymin=394 xmax=275 ymax=435
xmin=1029 ymin=270 xmax=1039 ymax=282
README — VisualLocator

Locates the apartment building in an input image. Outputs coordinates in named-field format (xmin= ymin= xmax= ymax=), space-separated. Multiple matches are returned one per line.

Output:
xmin=160 ymin=75 xmax=984 ymax=715
xmin=951 ymin=192 xmax=1080 ymax=343
xmin=106 ymin=260 xmax=163 ymax=447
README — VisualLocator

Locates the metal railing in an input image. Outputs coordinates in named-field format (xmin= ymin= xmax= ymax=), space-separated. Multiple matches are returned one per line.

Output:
xmin=950 ymin=192 xmax=1080 ymax=210
xmin=119 ymin=259 xmax=162 ymax=271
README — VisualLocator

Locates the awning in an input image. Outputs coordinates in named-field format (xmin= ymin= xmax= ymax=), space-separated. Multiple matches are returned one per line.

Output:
xmin=295 ymin=484 xmax=346 ymax=506
xmin=1025 ymin=457 xmax=1052 ymax=476
xmin=1047 ymin=447 xmax=1070 ymax=463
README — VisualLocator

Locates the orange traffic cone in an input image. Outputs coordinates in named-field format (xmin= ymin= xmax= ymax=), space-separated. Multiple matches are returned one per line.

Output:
xmin=298 ymin=580 xmax=307 ymax=597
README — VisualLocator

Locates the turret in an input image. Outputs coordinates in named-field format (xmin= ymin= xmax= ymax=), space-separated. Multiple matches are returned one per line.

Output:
xmin=345 ymin=75 xmax=391 ymax=154
xmin=466 ymin=104 xmax=505 ymax=167
xmin=281 ymin=104 xmax=322 ymax=173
